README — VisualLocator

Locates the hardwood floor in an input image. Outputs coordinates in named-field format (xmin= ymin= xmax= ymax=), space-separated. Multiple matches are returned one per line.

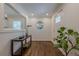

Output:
xmin=23 ymin=41 xmax=63 ymax=56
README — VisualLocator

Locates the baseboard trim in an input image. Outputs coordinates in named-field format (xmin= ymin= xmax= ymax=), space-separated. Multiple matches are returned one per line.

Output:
xmin=32 ymin=39 xmax=51 ymax=41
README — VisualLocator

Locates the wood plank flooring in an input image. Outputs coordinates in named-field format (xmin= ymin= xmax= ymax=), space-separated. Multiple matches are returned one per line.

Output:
xmin=23 ymin=41 xmax=63 ymax=56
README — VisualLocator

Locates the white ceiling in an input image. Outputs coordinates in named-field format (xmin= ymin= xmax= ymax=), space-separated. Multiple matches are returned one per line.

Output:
xmin=17 ymin=3 xmax=61 ymax=18
xmin=4 ymin=4 xmax=21 ymax=17
xmin=4 ymin=3 xmax=62 ymax=18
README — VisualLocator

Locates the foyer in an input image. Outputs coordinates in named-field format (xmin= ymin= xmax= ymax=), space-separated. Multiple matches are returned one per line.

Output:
xmin=0 ymin=3 xmax=79 ymax=56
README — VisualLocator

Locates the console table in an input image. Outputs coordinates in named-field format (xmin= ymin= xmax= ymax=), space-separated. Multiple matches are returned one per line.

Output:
xmin=11 ymin=34 xmax=32 ymax=56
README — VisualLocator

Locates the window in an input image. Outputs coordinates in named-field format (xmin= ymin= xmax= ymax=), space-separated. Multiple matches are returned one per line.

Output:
xmin=55 ymin=16 xmax=61 ymax=23
xmin=13 ymin=20 xmax=21 ymax=30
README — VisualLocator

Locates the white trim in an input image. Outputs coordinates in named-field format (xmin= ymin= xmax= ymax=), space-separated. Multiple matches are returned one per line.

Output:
xmin=0 ymin=29 xmax=26 ymax=33
xmin=32 ymin=39 xmax=51 ymax=41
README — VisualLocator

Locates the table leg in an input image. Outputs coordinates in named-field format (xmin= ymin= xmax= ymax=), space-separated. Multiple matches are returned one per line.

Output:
xmin=21 ymin=41 xmax=23 ymax=56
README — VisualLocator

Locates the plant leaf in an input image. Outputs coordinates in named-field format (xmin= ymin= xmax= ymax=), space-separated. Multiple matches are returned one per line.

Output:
xmin=60 ymin=27 xmax=66 ymax=32
xmin=54 ymin=44 xmax=62 ymax=48
xmin=61 ymin=40 xmax=68 ymax=51
xmin=67 ymin=29 xmax=74 ymax=35
xmin=57 ymin=30 xmax=62 ymax=33
xmin=76 ymin=37 xmax=79 ymax=44
xmin=74 ymin=32 xmax=79 ymax=38
xmin=74 ymin=44 xmax=79 ymax=50
xmin=63 ymin=36 xmax=67 ymax=40
xmin=57 ymin=40 xmax=61 ymax=43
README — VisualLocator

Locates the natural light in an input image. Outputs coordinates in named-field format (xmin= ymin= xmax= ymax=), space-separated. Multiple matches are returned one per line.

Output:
xmin=13 ymin=20 xmax=21 ymax=30
xmin=55 ymin=16 xmax=61 ymax=23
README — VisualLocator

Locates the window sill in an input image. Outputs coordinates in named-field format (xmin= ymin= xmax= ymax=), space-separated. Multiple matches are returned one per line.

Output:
xmin=0 ymin=28 xmax=26 ymax=33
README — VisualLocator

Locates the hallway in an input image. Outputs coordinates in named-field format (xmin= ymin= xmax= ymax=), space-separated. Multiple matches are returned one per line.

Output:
xmin=23 ymin=41 xmax=63 ymax=56
xmin=1 ymin=3 xmax=79 ymax=56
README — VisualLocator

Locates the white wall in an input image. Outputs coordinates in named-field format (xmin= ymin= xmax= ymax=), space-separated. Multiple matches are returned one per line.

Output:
xmin=0 ymin=4 xmax=5 ymax=30
xmin=53 ymin=3 xmax=79 ymax=33
xmin=52 ymin=3 xmax=79 ymax=55
xmin=60 ymin=4 xmax=79 ymax=31
xmin=0 ymin=4 xmax=26 ymax=56
xmin=27 ymin=17 xmax=52 ymax=41
xmin=0 ymin=31 xmax=25 ymax=56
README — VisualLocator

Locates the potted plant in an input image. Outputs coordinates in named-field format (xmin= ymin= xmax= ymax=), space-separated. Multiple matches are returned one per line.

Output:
xmin=55 ymin=27 xmax=79 ymax=56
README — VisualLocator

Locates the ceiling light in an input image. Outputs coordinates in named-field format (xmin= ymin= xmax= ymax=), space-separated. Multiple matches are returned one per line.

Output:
xmin=46 ymin=13 xmax=48 ymax=16
xmin=32 ymin=13 xmax=34 ymax=16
